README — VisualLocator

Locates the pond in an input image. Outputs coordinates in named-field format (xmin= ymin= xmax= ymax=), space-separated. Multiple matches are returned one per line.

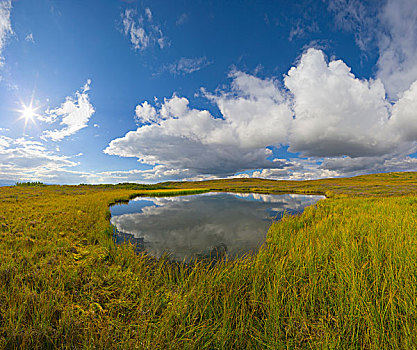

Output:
xmin=110 ymin=192 xmax=324 ymax=262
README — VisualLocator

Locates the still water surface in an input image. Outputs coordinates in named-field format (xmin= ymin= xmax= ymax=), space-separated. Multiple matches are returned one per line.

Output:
xmin=110 ymin=192 xmax=324 ymax=262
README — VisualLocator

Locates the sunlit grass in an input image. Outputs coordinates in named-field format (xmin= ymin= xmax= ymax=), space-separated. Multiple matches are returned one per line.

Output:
xmin=1 ymin=172 xmax=417 ymax=348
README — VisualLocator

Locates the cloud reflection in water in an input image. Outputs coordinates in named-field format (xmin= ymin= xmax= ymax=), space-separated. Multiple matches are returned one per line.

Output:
xmin=110 ymin=192 xmax=323 ymax=262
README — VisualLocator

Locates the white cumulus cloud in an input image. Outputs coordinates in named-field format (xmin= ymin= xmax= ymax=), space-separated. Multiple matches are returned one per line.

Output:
xmin=104 ymin=73 xmax=293 ymax=177
xmin=105 ymin=46 xmax=417 ymax=180
xmin=285 ymin=48 xmax=394 ymax=157
xmin=376 ymin=0 xmax=417 ymax=98
xmin=41 ymin=80 xmax=95 ymax=141
xmin=328 ymin=0 xmax=417 ymax=99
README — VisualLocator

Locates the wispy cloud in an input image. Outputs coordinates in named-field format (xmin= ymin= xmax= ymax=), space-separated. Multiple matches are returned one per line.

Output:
xmin=327 ymin=0 xmax=376 ymax=51
xmin=176 ymin=13 xmax=188 ymax=26
xmin=144 ymin=7 xmax=152 ymax=21
xmin=0 ymin=135 xmax=85 ymax=183
xmin=121 ymin=7 xmax=168 ymax=51
xmin=25 ymin=33 xmax=35 ymax=43
xmin=161 ymin=57 xmax=212 ymax=75
xmin=289 ymin=19 xmax=319 ymax=41
xmin=40 ymin=80 xmax=95 ymax=141
xmin=0 ymin=0 xmax=12 ymax=65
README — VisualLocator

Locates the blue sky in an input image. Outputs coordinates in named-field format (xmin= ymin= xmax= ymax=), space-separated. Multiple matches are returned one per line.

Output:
xmin=0 ymin=0 xmax=416 ymax=184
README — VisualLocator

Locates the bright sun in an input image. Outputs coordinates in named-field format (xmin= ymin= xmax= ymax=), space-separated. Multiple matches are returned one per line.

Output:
xmin=21 ymin=106 xmax=36 ymax=122
xmin=17 ymin=100 xmax=40 ymax=128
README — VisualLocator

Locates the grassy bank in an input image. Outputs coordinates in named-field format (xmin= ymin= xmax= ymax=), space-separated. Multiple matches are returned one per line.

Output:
xmin=1 ymin=172 xmax=417 ymax=348
xmin=163 ymin=171 xmax=417 ymax=197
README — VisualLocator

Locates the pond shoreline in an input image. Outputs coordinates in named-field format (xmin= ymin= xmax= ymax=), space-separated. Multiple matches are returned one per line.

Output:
xmin=110 ymin=191 xmax=325 ymax=263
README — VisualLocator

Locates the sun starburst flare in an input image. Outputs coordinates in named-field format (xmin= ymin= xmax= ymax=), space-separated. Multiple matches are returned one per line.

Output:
xmin=20 ymin=105 xmax=36 ymax=122
xmin=15 ymin=99 xmax=42 ymax=133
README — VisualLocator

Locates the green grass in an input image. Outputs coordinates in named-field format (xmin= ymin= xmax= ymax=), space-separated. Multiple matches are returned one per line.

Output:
xmin=1 ymin=172 xmax=417 ymax=348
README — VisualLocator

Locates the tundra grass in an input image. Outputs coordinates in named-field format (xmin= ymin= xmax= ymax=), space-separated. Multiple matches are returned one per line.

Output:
xmin=1 ymin=172 xmax=417 ymax=348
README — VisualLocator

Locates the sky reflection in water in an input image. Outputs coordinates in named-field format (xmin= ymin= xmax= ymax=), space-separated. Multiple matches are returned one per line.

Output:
xmin=110 ymin=192 xmax=323 ymax=262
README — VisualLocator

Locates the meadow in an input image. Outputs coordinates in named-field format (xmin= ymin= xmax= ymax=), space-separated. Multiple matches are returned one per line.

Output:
xmin=1 ymin=172 xmax=417 ymax=349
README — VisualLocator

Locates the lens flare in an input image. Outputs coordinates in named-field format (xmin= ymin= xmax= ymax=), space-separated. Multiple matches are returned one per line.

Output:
xmin=20 ymin=105 xmax=36 ymax=122
xmin=16 ymin=99 xmax=41 ymax=132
